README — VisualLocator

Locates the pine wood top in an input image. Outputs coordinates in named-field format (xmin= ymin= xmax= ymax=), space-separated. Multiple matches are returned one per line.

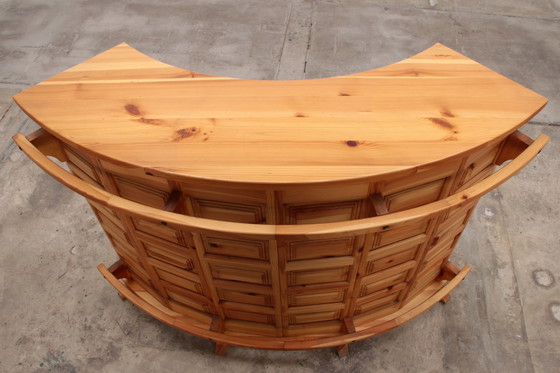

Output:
xmin=13 ymin=43 xmax=547 ymax=184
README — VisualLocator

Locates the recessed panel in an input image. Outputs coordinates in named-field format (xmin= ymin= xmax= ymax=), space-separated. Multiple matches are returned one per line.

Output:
xmin=202 ymin=236 xmax=269 ymax=260
xmin=210 ymin=263 xmax=271 ymax=285
xmin=217 ymin=288 xmax=273 ymax=307
xmin=286 ymin=201 xmax=362 ymax=224
xmin=288 ymin=310 xmax=342 ymax=324
xmin=385 ymin=179 xmax=446 ymax=213
xmin=224 ymin=309 xmax=276 ymax=325
xmin=137 ymin=233 xmax=197 ymax=271
xmin=377 ymin=219 xmax=429 ymax=247
xmin=354 ymin=292 xmax=400 ymax=315
xmin=288 ymin=267 xmax=350 ymax=286
xmin=132 ymin=216 xmax=184 ymax=244
xmin=287 ymin=237 xmax=356 ymax=261
xmin=191 ymin=199 xmax=266 ymax=223
xmin=113 ymin=175 xmax=170 ymax=209
xmin=288 ymin=289 xmax=346 ymax=306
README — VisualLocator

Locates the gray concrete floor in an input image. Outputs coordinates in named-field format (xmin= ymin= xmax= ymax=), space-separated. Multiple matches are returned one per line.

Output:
xmin=1 ymin=1 xmax=559 ymax=372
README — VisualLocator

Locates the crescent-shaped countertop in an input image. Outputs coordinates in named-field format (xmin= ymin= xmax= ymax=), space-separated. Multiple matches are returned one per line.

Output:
xmin=13 ymin=43 xmax=547 ymax=184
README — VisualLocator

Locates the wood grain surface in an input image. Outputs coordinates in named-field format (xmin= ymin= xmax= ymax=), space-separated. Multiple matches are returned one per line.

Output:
xmin=13 ymin=43 xmax=547 ymax=183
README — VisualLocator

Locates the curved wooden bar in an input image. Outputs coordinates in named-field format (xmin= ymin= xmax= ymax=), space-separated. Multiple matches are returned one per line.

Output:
xmin=12 ymin=43 xmax=548 ymax=354
xmin=96 ymin=262 xmax=471 ymax=351
xmin=13 ymin=130 xmax=549 ymax=353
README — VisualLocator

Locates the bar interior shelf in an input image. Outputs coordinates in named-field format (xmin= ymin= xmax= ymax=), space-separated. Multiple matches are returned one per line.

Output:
xmin=12 ymin=43 xmax=549 ymax=355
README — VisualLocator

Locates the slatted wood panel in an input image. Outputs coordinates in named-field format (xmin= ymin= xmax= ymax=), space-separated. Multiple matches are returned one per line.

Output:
xmin=14 ymin=127 xmax=548 ymax=350
xmin=46 ymin=129 xmax=534 ymax=338
xmin=78 ymin=165 xmax=484 ymax=334
xmin=85 ymin=199 xmax=474 ymax=335
xmin=88 ymin=191 xmax=489 ymax=336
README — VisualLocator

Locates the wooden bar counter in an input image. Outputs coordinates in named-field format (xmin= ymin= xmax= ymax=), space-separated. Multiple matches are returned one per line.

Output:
xmin=12 ymin=43 xmax=549 ymax=355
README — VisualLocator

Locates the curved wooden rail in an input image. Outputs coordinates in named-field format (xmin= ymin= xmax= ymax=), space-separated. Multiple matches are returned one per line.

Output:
xmin=12 ymin=131 xmax=549 ymax=238
xmin=97 ymin=262 xmax=471 ymax=350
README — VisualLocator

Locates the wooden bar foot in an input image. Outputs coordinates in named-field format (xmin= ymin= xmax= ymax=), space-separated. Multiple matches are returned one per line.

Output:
xmin=215 ymin=342 xmax=228 ymax=356
xmin=117 ymin=292 xmax=127 ymax=301
xmin=108 ymin=259 xmax=129 ymax=279
xmin=437 ymin=261 xmax=461 ymax=281
xmin=337 ymin=344 xmax=349 ymax=357
xmin=440 ymin=294 xmax=451 ymax=304
xmin=210 ymin=315 xmax=227 ymax=355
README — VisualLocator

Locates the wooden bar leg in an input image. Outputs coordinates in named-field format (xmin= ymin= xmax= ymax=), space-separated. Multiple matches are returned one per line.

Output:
xmin=337 ymin=344 xmax=349 ymax=357
xmin=440 ymin=294 xmax=451 ymax=304
xmin=107 ymin=260 xmax=130 ymax=301
xmin=438 ymin=261 xmax=463 ymax=304
xmin=215 ymin=342 xmax=228 ymax=356
xmin=437 ymin=261 xmax=461 ymax=281
xmin=335 ymin=317 xmax=355 ymax=356
xmin=210 ymin=315 xmax=227 ymax=355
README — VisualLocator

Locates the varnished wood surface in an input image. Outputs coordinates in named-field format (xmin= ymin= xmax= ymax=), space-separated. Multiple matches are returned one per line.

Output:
xmin=13 ymin=43 xmax=547 ymax=184
xmin=13 ymin=126 xmax=548 ymax=352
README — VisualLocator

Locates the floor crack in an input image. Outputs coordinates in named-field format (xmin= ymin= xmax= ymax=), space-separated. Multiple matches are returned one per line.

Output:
xmin=528 ymin=121 xmax=560 ymax=127
xmin=0 ymin=101 xmax=14 ymax=124
xmin=302 ymin=1 xmax=315 ymax=76
xmin=274 ymin=2 xmax=294 ymax=80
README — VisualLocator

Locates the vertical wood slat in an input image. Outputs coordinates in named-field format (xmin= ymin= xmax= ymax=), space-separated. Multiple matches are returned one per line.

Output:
xmin=395 ymin=174 xmax=455 ymax=304
xmin=90 ymin=157 xmax=172 ymax=306
xmin=345 ymin=233 xmax=377 ymax=317
xmin=369 ymin=193 xmax=389 ymax=216
xmin=163 ymin=190 xmax=182 ymax=212
xmin=277 ymin=239 xmax=290 ymax=336
xmin=341 ymin=234 xmax=367 ymax=319
xmin=399 ymin=216 xmax=441 ymax=304
xmin=435 ymin=199 xmax=479 ymax=280
xmin=191 ymin=232 xmax=227 ymax=319
xmin=266 ymin=189 xmax=284 ymax=335
xmin=268 ymin=239 xmax=284 ymax=336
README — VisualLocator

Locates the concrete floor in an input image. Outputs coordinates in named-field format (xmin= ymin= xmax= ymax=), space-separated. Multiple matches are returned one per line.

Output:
xmin=1 ymin=0 xmax=559 ymax=372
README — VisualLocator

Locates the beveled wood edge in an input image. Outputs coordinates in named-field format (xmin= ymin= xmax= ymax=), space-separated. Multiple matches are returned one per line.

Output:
xmin=97 ymin=261 xmax=471 ymax=350
xmin=12 ymin=131 xmax=549 ymax=239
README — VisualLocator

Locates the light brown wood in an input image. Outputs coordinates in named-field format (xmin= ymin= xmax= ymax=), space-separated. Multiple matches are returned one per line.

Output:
xmin=13 ymin=43 xmax=547 ymax=184
xmin=12 ymin=44 xmax=549 ymax=354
